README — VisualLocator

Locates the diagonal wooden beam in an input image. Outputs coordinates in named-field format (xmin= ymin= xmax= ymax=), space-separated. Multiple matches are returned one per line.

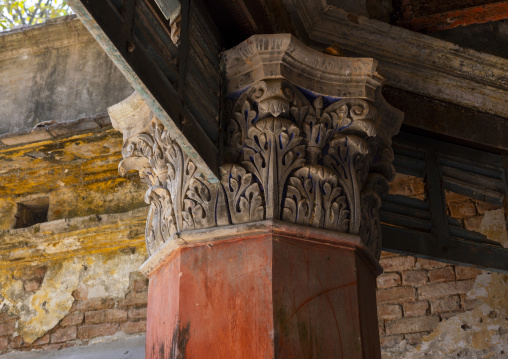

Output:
xmin=399 ymin=1 xmax=508 ymax=32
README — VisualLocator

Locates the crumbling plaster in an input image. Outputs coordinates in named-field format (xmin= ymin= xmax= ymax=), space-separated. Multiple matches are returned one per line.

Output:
xmin=0 ymin=250 xmax=145 ymax=344
xmin=382 ymin=209 xmax=508 ymax=358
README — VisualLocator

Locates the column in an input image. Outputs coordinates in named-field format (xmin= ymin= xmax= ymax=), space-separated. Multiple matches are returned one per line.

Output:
xmin=109 ymin=34 xmax=403 ymax=358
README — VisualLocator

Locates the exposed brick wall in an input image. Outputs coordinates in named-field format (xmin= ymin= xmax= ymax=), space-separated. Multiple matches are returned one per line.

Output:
xmin=0 ymin=174 xmax=502 ymax=355
xmin=0 ymin=268 xmax=148 ymax=353
xmin=377 ymin=252 xmax=481 ymax=349
xmin=377 ymin=173 xmax=500 ymax=354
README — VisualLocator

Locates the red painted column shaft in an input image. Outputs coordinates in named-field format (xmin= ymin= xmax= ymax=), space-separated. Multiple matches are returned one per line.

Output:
xmin=144 ymin=223 xmax=382 ymax=359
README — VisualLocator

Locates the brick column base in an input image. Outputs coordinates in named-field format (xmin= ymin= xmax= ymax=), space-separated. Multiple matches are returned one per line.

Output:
xmin=141 ymin=221 xmax=382 ymax=358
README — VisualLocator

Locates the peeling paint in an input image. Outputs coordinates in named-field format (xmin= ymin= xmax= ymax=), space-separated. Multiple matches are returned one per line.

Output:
xmin=20 ymin=260 xmax=81 ymax=344
xmin=0 ymin=250 xmax=146 ymax=345
xmin=79 ymin=251 xmax=145 ymax=299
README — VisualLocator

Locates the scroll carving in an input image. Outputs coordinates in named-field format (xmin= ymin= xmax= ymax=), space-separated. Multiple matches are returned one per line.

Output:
xmin=111 ymin=35 xmax=403 ymax=258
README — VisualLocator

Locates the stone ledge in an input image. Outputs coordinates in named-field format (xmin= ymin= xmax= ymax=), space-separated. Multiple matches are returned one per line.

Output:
xmin=0 ymin=207 xmax=148 ymax=268
xmin=0 ymin=114 xmax=112 ymax=147
xmin=0 ymin=15 xmax=92 ymax=61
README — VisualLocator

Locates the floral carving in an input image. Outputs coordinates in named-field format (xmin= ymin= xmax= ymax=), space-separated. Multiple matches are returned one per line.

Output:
xmin=117 ymin=80 xmax=399 ymax=258
xmin=220 ymin=164 xmax=264 ymax=224
xmin=283 ymin=166 xmax=349 ymax=232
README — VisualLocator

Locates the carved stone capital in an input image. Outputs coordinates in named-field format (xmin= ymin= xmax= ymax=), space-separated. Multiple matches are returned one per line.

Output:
xmin=109 ymin=34 xmax=403 ymax=259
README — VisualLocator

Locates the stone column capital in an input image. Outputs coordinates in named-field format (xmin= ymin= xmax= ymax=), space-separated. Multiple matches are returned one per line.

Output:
xmin=109 ymin=34 xmax=403 ymax=260
xmin=222 ymin=33 xmax=382 ymax=100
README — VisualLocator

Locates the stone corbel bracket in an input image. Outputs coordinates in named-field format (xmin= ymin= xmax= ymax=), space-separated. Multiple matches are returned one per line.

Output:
xmin=110 ymin=34 xmax=403 ymax=260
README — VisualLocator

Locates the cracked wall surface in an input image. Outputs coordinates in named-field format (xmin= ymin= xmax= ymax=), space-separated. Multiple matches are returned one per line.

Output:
xmin=0 ymin=119 xmax=148 ymax=354
xmin=0 ymin=249 xmax=148 ymax=352
xmin=0 ymin=15 xmax=133 ymax=135
xmin=379 ymin=174 xmax=508 ymax=359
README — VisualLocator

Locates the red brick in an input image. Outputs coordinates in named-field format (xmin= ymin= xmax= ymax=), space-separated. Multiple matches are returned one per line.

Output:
xmin=33 ymin=333 xmax=50 ymax=346
xmin=377 ymin=273 xmax=401 ymax=288
xmin=75 ymin=297 xmax=115 ymax=312
xmin=430 ymin=295 xmax=460 ymax=314
xmin=380 ymin=256 xmax=415 ymax=272
xmin=119 ymin=290 xmax=148 ymax=307
xmin=455 ymin=266 xmax=481 ymax=280
xmin=72 ymin=286 xmax=88 ymax=301
xmin=128 ymin=307 xmax=147 ymax=320
xmin=120 ymin=320 xmax=146 ymax=334
xmin=0 ymin=323 xmax=15 ymax=336
xmin=386 ymin=315 xmax=440 ymax=335
xmin=132 ymin=278 xmax=148 ymax=291
xmin=403 ymin=301 xmax=429 ymax=318
xmin=401 ymin=270 xmax=428 ymax=286
xmin=10 ymin=335 xmax=23 ymax=349
xmin=78 ymin=323 xmax=119 ymax=340
xmin=61 ymin=312 xmax=84 ymax=327
xmin=51 ymin=326 xmax=77 ymax=343
xmin=0 ymin=336 xmax=8 ymax=350
xmin=34 ymin=265 xmax=48 ymax=278
xmin=24 ymin=279 xmax=40 ymax=292
xmin=378 ymin=304 xmax=402 ymax=320
xmin=428 ymin=267 xmax=455 ymax=282
xmin=0 ymin=313 xmax=18 ymax=324
xmin=418 ymin=280 xmax=475 ymax=300
xmin=377 ymin=287 xmax=415 ymax=304
xmin=416 ymin=258 xmax=448 ymax=270
xmin=85 ymin=309 xmax=127 ymax=324
xmin=448 ymin=201 xmax=476 ymax=218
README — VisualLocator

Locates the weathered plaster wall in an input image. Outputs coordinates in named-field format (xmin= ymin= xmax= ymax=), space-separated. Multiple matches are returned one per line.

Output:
xmin=0 ymin=16 xmax=150 ymax=355
xmin=378 ymin=174 xmax=508 ymax=358
xmin=0 ymin=15 xmax=133 ymax=135
xmin=0 ymin=118 xmax=146 ymax=230
xmin=0 ymin=117 xmax=149 ymax=354
xmin=0 ymin=248 xmax=148 ymax=351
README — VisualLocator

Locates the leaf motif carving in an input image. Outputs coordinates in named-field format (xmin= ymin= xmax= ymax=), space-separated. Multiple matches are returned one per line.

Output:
xmin=283 ymin=166 xmax=349 ymax=231
xmin=221 ymin=164 xmax=264 ymax=223
xmin=118 ymin=79 xmax=398 ymax=260
xmin=182 ymin=177 xmax=220 ymax=230
xmin=242 ymin=117 xmax=305 ymax=218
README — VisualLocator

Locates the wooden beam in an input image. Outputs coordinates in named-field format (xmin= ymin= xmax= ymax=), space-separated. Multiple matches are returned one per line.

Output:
xmin=383 ymin=87 xmax=508 ymax=154
xmin=290 ymin=0 xmax=508 ymax=119
xmin=381 ymin=225 xmax=508 ymax=274
xmin=399 ymin=1 xmax=508 ymax=32
xmin=68 ymin=0 xmax=221 ymax=182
